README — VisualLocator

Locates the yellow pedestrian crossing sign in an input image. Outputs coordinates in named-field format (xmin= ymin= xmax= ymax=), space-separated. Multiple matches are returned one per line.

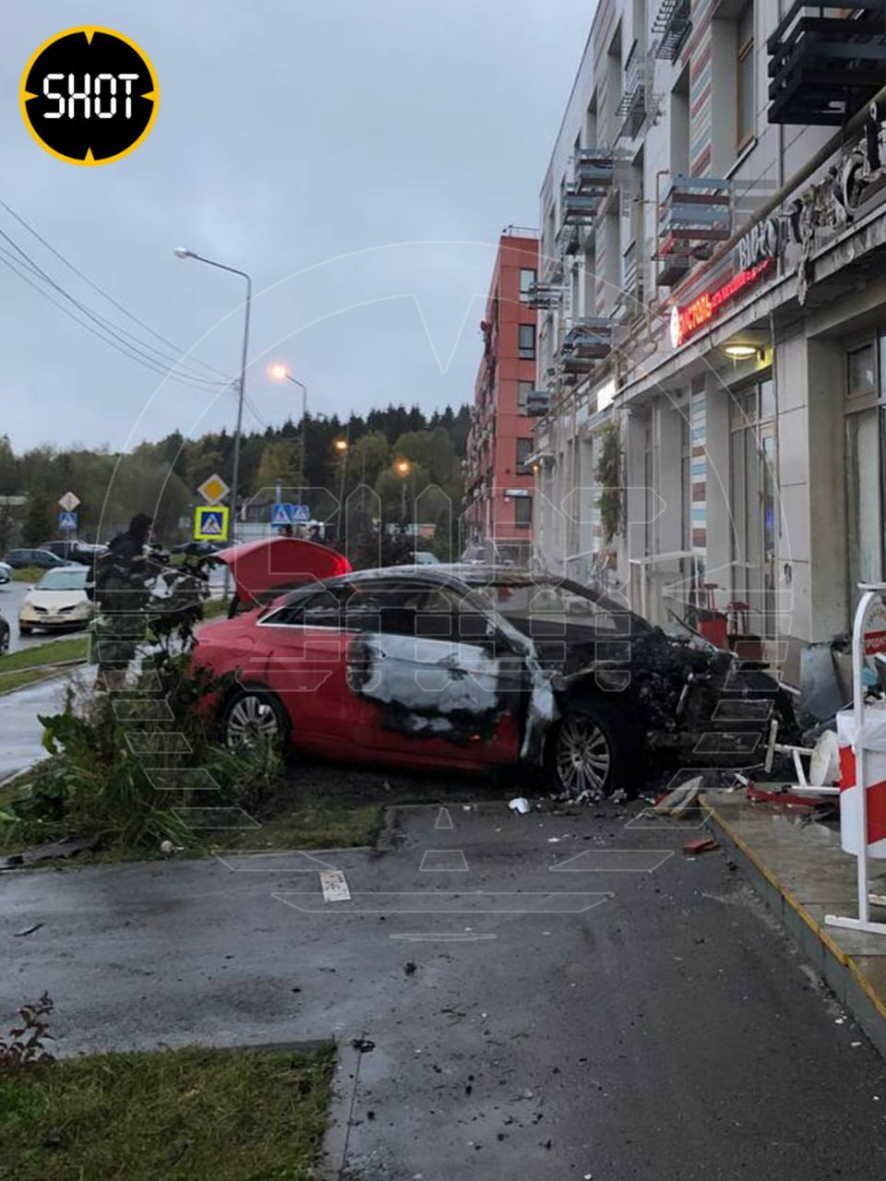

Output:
xmin=193 ymin=505 xmax=229 ymax=541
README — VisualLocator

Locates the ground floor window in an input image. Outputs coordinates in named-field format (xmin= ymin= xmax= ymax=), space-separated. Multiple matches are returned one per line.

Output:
xmin=729 ymin=375 xmax=776 ymax=637
xmin=845 ymin=333 xmax=886 ymax=609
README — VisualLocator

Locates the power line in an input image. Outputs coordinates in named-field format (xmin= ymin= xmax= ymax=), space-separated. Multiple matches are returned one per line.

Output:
xmin=0 ymin=195 xmax=231 ymax=384
xmin=0 ymin=226 xmax=229 ymax=389
xmin=0 ymin=246 xmax=234 ymax=395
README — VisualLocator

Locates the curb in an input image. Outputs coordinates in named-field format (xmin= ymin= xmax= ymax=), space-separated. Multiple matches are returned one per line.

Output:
xmin=703 ymin=797 xmax=886 ymax=1060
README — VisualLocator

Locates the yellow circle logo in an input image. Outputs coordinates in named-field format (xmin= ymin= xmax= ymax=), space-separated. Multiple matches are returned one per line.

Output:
xmin=20 ymin=26 xmax=158 ymax=166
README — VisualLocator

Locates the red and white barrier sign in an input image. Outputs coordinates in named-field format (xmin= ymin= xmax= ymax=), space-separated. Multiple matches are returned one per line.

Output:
xmin=836 ymin=708 xmax=886 ymax=858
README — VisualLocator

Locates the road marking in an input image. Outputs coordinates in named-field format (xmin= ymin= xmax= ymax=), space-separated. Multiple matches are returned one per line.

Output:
xmin=390 ymin=933 xmax=497 ymax=942
xmin=434 ymin=806 xmax=454 ymax=830
xmin=549 ymin=849 xmax=675 ymax=874
xmin=420 ymin=849 xmax=469 ymax=872
xmin=320 ymin=870 xmax=352 ymax=902
xmin=273 ymin=890 xmax=612 ymax=914
xmin=213 ymin=850 xmax=340 ymax=873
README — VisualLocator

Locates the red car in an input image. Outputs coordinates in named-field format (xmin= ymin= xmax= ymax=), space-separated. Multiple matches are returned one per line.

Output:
xmin=193 ymin=539 xmax=794 ymax=798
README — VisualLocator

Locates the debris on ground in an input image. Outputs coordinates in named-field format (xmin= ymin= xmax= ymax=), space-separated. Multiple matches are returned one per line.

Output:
xmin=14 ymin=923 xmax=44 ymax=937
xmin=509 ymin=797 xmax=530 ymax=815
xmin=159 ymin=840 xmax=185 ymax=857
xmin=1 ymin=833 xmax=100 ymax=871
xmin=654 ymin=777 xmax=702 ymax=816
xmin=610 ymin=789 xmax=627 ymax=804
xmin=350 ymin=1037 xmax=375 ymax=1053
xmin=683 ymin=837 xmax=720 ymax=857
xmin=403 ymin=961 xmax=417 ymax=976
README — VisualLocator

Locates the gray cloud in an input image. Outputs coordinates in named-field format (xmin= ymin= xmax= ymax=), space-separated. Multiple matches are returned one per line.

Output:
xmin=1 ymin=0 xmax=588 ymax=450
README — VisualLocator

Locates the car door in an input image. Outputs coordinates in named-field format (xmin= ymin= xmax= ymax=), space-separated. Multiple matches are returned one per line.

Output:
xmin=256 ymin=583 xmax=379 ymax=757
xmin=344 ymin=580 xmax=524 ymax=768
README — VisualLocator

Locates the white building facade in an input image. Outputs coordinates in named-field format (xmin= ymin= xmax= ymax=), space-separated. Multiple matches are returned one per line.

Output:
xmin=530 ymin=0 xmax=886 ymax=681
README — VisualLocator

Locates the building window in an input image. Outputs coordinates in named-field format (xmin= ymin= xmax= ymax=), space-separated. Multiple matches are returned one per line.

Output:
xmin=845 ymin=334 xmax=886 ymax=606
xmin=518 ymin=380 xmax=534 ymax=412
xmin=516 ymin=438 xmax=533 ymax=472
xmin=519 ymin=268 xmax=537 ymax=302
xmin=729 ymin=375 xmax=776 ymax=637
xmin=515 ymin=495 xmax=532 ymax=527
xmin=736 ymin=2 xmax=755 ymax=152
xmin=518 ymin=323 xmax=536 ymax=360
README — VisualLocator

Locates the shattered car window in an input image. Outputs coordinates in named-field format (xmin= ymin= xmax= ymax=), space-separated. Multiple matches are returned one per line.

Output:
xmin=468 ymin=580 xmax=631 ymax=635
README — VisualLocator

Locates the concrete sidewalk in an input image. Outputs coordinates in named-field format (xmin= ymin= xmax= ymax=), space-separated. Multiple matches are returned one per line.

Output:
xmin=703 ymin=788 xmax=886 ymax=1058
xmin=4 ymin=801 xmax=885 ymax=1179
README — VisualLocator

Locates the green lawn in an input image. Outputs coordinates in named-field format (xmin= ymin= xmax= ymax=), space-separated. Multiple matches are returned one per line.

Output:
xmin=0 ymin=1043 xmax=334 ymax=1181
xmin=0 ymin=635 xmax=90 ymax=696
xmin=10 ymin=565 xmax=46 ymax=583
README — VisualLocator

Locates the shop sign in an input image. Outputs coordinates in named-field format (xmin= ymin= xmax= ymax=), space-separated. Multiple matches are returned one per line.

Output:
xmin=737 ymin=216 xmax=781 ymax=271
xmin=669 ymin=258 xmax=774 ymax=348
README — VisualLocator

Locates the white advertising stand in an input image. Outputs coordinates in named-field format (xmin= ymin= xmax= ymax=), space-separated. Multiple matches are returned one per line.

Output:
xmin=825 ymin=585 xmax=886 ymax=938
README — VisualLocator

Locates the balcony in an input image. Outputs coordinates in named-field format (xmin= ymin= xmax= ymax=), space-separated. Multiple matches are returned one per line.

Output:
xmin=617 ymin=45 xmax=648 ymax=141
xmin=525 ymin=390 xmax=552 ymax=416
xmin=525 ymin=281 xmax=563 ymax=310
xmin=555 ymin=220 xmax=583 ymax=259
xmin=768 ymin=3 xmax=886 ymax=126
xmin=561 ymin=186 xmax=598 ymax=229
xmin=574 ymin=147 xmax=615 ymax=197
xmin=653 ymin=0 xmax=691 ymax=62
xmin=561 ymin=317 xmax=613 ymax=360
xmin=655 ymin=174 xmax=731 ymax=285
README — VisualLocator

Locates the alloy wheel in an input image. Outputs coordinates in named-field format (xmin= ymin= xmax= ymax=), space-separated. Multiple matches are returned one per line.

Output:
xmin=556 ymin=715 xmax=612 ymax=797
xmin=226 ymin=694 xmax=281 ymax=749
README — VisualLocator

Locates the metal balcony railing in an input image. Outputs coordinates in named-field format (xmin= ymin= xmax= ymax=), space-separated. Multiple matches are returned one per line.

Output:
xmin=525 ymin=281 xmax=563 ymax=310
xmin=768 ymin=3 xmax=886 ymax=126
xmin=561 ymin=186 xmax=598 ymax=229
xmin=653 ymin=0 xmax=691 ymax=62
xmin=574 ymin=147 xmax=615 ymax=197
xmin=525 ymin=390 xmax=552 ymax=416
xmin=617 ymin=45 xmax=648 ymax=141
xmin=655 ymin=175 xmax=732 ymax=285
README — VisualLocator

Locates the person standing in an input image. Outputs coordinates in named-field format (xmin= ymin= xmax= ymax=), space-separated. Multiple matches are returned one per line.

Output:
xmin=89 ymin=513 xmax=157 ymax=691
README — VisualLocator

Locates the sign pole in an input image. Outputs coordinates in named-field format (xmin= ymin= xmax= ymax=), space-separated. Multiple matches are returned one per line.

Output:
xmin=826 ymin=584 xmax=886 ymax=937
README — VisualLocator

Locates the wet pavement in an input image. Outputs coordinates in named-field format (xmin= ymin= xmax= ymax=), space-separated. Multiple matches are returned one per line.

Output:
xmin=3 ymin=800 xmax=885 ymax=1179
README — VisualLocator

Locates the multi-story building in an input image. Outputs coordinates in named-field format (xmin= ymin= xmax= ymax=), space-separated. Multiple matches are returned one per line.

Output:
xmin=530 ymin=0 xmax=886 ymax=682
xmin=463 ymin=227 xmax=540 ymax=564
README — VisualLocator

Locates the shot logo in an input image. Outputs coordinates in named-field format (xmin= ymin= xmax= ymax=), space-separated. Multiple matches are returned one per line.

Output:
xmin=20 ymin=26 xmax=158 ymax=165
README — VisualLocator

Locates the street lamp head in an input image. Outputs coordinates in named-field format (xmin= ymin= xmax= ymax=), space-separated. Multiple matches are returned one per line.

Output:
xmin=333 ymin=439 xmax=349 ymax=453
xmin=268 ymin=363 xmax=289 ymax=381
xmin=173 ymin=246 xmax=193 ymax=260
xmin=395 ymin=459 xmax=411 ymax=476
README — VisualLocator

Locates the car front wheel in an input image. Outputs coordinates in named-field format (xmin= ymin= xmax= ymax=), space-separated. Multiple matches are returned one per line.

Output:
xmin=221 ymin=687 xmax=289 ymax=752
xmin=552 ymin=699 xmax=636 ymax=800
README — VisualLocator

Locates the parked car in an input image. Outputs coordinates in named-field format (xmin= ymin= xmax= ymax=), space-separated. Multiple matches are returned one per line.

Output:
xmin=0 ymin=561 xmax=11 ymax=585
xmin=410 ymin=550 xmax=440 ymax=565
xmin=3 ymin=547 xmax=68 ymax=570
xmin=192 ymin=541 xmax=796 ymax=798
xmin=0 ymin=608 xmax=9 ymax=654
xmin=39 ymin=540 xmax=108 ymax=566
xmin=19 ymin=565 xmax=95 ymax=634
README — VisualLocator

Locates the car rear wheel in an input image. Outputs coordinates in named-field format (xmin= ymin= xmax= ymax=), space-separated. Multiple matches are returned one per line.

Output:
xmin=552 ymin=699 xmax=636 ymax=800
xmin=221 ymin=688 xmax=289 ymax=752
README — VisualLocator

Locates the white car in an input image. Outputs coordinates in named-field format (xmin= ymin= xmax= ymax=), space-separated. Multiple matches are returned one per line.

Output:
xmin=0 ymin=561 xmax=11 ymax=585
xmin=19 ymin=565 xmax=94 ymax=634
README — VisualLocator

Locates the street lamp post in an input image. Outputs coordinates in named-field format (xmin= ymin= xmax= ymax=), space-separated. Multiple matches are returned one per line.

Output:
xmin=395 ymin=459 xmax=411 ymax=528
xmin=268 ymin=364 xmax=308 ymax=496
xmin=174 ymin=248 xmax=251 ymax=551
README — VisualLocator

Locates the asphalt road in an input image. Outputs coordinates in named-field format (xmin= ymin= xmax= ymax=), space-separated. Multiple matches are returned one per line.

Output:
xmin=3 ymin=793 xmax=885 ymax=1179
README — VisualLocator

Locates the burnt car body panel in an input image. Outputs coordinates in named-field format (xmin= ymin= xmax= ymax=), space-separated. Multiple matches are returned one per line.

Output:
xmin=193 ymin=554 xmax=794 ymax=786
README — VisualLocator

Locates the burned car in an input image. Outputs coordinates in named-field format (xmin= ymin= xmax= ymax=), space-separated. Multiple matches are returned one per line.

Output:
xmin=193 ymin=542 xmax=795 ymax=798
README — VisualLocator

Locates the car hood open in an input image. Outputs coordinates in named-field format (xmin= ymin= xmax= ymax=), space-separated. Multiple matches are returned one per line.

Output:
xmin=217 ymin=537 xmax=351 ymax=607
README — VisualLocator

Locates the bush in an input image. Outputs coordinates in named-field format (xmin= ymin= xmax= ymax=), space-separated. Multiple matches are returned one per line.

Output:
xmin=0 ymin=653 xmax=282 ymax=853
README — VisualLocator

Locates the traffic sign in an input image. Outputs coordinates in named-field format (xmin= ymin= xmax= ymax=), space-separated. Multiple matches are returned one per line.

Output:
xmin=193 ymin=505 xmax=230 ymax=541
xmin=58 ymin=509 xmax=78 ymax=531
xmin=271 ymin=503 xmax=310 ymax=526
xmin=58 ymin=491 xmax=80 ymax=512
xmin=197 ymin=473 xmax=230 ymax=505
xmin=292 ymin=504 xmax=310 ymax=522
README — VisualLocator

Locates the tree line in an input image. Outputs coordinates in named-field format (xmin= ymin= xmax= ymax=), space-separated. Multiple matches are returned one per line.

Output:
xmin=0 ymin=403 xmax=471 ymax=560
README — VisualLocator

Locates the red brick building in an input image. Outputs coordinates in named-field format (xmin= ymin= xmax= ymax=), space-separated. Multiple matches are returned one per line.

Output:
xmin=463 ymin=228 xmax=539 ymax=564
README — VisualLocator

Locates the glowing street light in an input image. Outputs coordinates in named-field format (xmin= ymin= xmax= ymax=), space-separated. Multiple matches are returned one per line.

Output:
xmin=394 ymin=459 xmax=411 ymax=475
xmin=333 ymin=439 xmax=349 ymax=453
xmin=267 ymin=362 xmax=308 ymax=487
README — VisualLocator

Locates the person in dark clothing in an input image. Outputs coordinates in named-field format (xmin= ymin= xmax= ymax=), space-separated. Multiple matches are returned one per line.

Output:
xmin=90 ymin=514 xmax=157 ymax=690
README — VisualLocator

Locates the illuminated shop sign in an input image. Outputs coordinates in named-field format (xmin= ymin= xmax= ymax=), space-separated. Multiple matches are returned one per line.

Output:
xmin=669 ymin=258 xmax=774 ymax=348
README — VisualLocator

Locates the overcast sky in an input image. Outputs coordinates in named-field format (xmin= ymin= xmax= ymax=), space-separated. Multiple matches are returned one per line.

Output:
xmin=2 ymin=0 xmax=589 ymax=454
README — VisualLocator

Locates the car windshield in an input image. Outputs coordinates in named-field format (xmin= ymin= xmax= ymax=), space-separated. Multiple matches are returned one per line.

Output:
xmin=37 ymin=568 xmax=87 ymax=591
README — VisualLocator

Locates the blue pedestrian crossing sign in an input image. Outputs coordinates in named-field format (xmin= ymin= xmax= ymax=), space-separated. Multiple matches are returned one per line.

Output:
xmin=58 ymin=509 xmax=78 ymax=531
xmin=271 ymin=503 xmax=310 ymax=526
xmin=193 ymin=505 xmax=229 ymax=541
